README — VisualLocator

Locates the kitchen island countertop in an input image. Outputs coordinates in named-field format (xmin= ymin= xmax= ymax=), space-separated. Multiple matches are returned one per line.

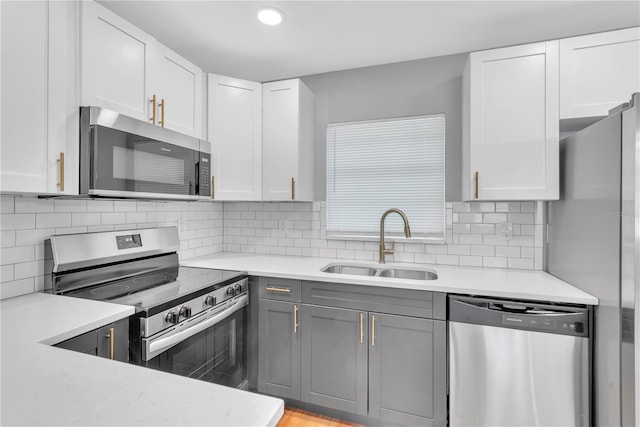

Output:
xmin=183 ymin=252 xmax=598 ymax=305
xmin=0 ymin=292 xmax=284 ymax=426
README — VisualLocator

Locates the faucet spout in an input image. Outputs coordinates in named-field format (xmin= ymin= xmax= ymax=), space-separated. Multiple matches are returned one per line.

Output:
xmin=379 ymin=208 xmax=412 ymax=264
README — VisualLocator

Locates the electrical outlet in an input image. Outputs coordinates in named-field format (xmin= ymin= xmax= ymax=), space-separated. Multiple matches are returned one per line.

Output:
xmin=497 ymin=221 xmax=513 ymax=240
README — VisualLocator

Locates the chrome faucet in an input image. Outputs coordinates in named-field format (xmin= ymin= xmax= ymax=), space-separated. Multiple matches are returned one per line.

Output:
xmin=379 ymin=208 xmax=412 ymax=263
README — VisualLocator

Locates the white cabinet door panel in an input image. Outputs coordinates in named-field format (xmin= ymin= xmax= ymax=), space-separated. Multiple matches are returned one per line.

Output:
xmin=81 ymin=1 xmax=151 ymax=122
xmin=560 ymin=27 xmax=640 ymax=119
xmin=153 ymin=45 xmax=202 ymax=137
xmin=209 ymin=74 xmax=261 ymax=200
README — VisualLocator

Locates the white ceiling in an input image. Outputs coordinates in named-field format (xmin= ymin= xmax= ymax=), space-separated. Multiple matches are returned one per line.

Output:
xmin=99 ymin=1 xmax=640 ymax=82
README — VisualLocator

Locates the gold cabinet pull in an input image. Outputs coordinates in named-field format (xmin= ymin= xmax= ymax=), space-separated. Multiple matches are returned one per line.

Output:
xmin=371 ymin=315 xmax=375 ymax=346
xmin=58 ymin=152 xmax=65 ymax=192
xmin=108 ymin=327 xmax=115 ymax=360
xmin=158 ymin=98 xmax=165 ymax=127
xmin=150 ymin=94 xmax=157 ymax=124
xmin=211 ymin=176 xmax=215 ymax=200
xmin=291 ymin=177 xmax=295 ymax=200
xmin=474 ymin=171 xmax=479 ymax=199
xmin=359 ymin=313 xmax=364 ymax=344
xmin=266 ymin=286 xmax=291 ymax=294
xmin=293 ymin=304 xmax=299 ymax=333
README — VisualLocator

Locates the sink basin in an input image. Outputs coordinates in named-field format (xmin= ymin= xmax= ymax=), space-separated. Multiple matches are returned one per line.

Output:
xmin=320 ymin=263 xmax=437 ymax=281
xmin=377 ymin=268 xmax=438 ymax=280
xmin=320 ymin=264 xmax=378 ymax=276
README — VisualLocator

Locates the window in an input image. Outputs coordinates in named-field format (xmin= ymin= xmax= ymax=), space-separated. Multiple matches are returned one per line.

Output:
xmin=326 ymin=114 xmax=445 ymax=241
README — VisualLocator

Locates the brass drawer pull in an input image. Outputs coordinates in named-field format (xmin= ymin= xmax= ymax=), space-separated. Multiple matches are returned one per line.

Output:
xmin=371 ymin=315 xmax=375 ymax=346
xmin=108 ymin=327 xmax=115 ymax=360
xmin=293 ymin=304 xmax=299 ymax=333
xmin=159 ymin=98 xmax=165 ymax=127
xmin=150 ymin=94 xmax=157 ymax=124
xmin=58 ymin=152 xmax=65 ymax=192
xmin=474 ymin=171 xmax=479 ymax=199
xmin=211 ymin=176 xmax=215 ymax=200
xmin=266 ymin=286 xmax=291 ymax=294
xmin=291 ymin=177 xmax=295 ymax=200
xmin=359 ymin=313 xmax=364 ymax=344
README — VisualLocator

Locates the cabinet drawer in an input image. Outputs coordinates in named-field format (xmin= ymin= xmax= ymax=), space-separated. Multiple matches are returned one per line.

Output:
xmin=258 ymin=277 xmax=301 ymax=302
xmin=302 ymin=281 xmax=445 ymax=320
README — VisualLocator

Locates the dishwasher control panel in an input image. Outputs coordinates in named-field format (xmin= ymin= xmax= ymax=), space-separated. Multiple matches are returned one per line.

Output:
xmin=502 ymin=314 xmax=585 ymax=334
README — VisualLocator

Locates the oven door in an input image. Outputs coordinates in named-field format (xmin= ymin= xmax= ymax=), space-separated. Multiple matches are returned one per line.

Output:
xmin=143 ymin=295 xmax=248 ymax=389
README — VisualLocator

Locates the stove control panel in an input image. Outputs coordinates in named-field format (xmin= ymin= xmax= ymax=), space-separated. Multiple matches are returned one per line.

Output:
xmin=116 ymin=234 xmax=142 ymax=250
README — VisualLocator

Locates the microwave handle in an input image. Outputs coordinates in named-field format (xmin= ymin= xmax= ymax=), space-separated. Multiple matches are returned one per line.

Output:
xmin=145 ymin=294 xmax=248 ymax=360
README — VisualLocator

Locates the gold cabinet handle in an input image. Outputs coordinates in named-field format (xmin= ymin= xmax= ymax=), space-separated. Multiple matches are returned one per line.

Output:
xmin=158 ymin=98 xmax=165 ymax=127
xmin=291 ymin=177 xmax=295 ymax=200
xmin=266 ymin=286 xmax=291 ymax=294
xmin=474 ymin=171 xmax=479 ymax=199
xmin=150 ymin=94 xmax=157 ymax=124
xmin=293 ymin=304 xmax=299 ymax=333
xmin=211 ymin=176 xmax=215 ymax=200
xmin=359 ymin=313 xmax=364 ymax=344
xmin=108 ymin=327 xmax=115 ymax=360
xmin=371 ymin=315 xmax=375 ymax=346
xmin=58 ymin=152 xmax=65 ymax=192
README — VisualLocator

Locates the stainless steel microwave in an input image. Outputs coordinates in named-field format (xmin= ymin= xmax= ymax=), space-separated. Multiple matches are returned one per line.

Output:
xmin=79 ymin=106 xmax=210 ymax=200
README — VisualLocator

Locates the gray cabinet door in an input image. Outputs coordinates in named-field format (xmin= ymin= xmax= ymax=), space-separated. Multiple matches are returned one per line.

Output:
xmin=301 ymin=304 xmax=368 ymax=415
xmin=56 ymin=318 xmax=128 ymax=362
xmin=369 ymin=313 xmax=447 ymax=427
xmin=258 ymin=299 xmax=301 ymax=399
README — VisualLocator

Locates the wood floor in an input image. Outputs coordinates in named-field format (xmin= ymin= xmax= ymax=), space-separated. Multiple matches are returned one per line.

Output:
xmin=276 ymin=407 xmax=363 ymax=427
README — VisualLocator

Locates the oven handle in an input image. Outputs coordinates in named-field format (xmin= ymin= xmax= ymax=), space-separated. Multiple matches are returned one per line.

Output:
xmin=145 ymin=294 xmax=248 ymax=360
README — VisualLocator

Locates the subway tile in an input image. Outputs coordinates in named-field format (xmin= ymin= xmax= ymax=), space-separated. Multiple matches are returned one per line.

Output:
xmin=470 ymin=202 xmax=495 ymax=213
xmin=425 ymin=244 xmax=448 ymax=254
xmin=496 ymin=246 xmax=520 ymax=258
xmin=87 ymin=200 xmax=114 ymax=212
xmin=14 ymin=260 xmax=43 ymax=280
xmin=507 ymin=202 xmax=521 ymax=213
xmin=72 ymin=213 xmax=101 ymax=227
xmin=1 ymin=231 xmax=16 ymax=248
xmin=1 ymin=265 xmax=15 ymax=282
xmin=521 ymin=202 xmax=535 ymax=213
xmin=414 ymin=253 xmax=436 ymax=264
xmin=459 ymin=256 xmax=483 ymax=267
xmin=102 ymin=213 xmax=126 ymax=225
xmin=137 ymin=202 xmax=158 ymax=212
xmin=36 ymin=213 xmax=71 ymax=228
xmin=447 ymin=245 xmax=471 ymax=255
xmin=509 ymin=213 xmax=534 ymax=224
xmin=294 ymin=239 xmax=310 ymax=248
xmin=507 ymin=235 xmax=535 ymax=247
xmin=55 ymin=226 xmax=87 ymax=235
xmin=1 ymin=196 xmax=15 ymax=214
xmin=457 ymin=213 xmax=483 ymax=224
xmin=471 ymin=245 xmax=495 ymax=257
xmin=521 ymin=247 xmax=535 ymax=259
xmin=286 ymin=247 xmax=303 ymax=256
xmin=328 ymin=240 xmax=346 ymax=249
xmin=483 ymin=257 xmax=508 ymax=268
xmin=470 ymin=224 xmax=495 ymax=235
xmin=15 ymin=197 xmax=54 ymax=213
xmin=354 ymin=250 xmax=374 ymax=261
xmin=54 ymin=199 xmax=87 ymax=213
xmin=126 ymin=212 xmax=147 ymax=224
xmin=2 ymin=214 xmax=36 ymax=230
xmin=303 ymin=248 xmax=320 ymax=257
xmin=483 ymin=235 xmax=509 ymax=246
xmin=1 ymin=278 xmax=35 ymax=299
xmin=482 ymin=213 xmax=508 ymax=224
xmin=318 ymin=248 xmax=337 ymax=258
xmin=452 ymin=224 xmax=470 ymax=234
xmin=458 ymin=234 xmax=483 ymax=245
xmin=87 ymin=225 xmax=115 ymax=233
xmin=495 ymin=202 xmax=509 ymax=213
xmin=393 ymin=252 xmax=415 ymax=263
xmin=294 ymin=203 xmax=312 ymax=212
xmin=278 ymin=203 xmax=294 ymax=212
xmin=508 ymin=258 xmax=534 ymax=270
xmin=269 ymin=246 xmax=286 ymax=256
xmin=452 ymin=202 xmax=470 ymax=213
xmin=336 ymin=249 xmax=355 ymax=259
xmin=114 ymin=201 xmax=137 ymax=212
xmin=15 ymin=228 xmax=55 ymax=246
xmin=436 ymin=254 xmax=459 ymax=265
xmin=278 ymin=238 xmax=294 ymax=247
xmin=1 ymin=246 xmax=34 ymax=265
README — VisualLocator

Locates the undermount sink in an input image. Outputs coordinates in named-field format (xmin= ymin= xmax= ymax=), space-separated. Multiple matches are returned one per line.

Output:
xmin=320 ymin=263 xmax=438 ymax=281
xmin=320 ymin=264 xmax=378 ymax=276
xmin=377 ymin=268 xmax=438 ymax=281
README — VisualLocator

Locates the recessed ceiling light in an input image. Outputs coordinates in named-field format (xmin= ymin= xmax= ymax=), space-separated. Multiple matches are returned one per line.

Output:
xmin=257 ymin=7 xmax=284 ymax=26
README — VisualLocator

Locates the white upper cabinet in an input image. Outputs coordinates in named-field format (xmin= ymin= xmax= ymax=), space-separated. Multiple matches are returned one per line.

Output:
xmin=560 ymin=27 xmax=640 ymax=119
xmin=81 ymin=1 xmax=202 ymax=137
xmin=463 ymin=41 xmax=559 ymax=201
xmin=262 ymin=79 xmax=315 ymax=201
xmin=1 ymin=0 xmax=79 ymax=195
xmin=150 ymin=43 xmax=202 ymax=137
xmin=208 ymin=74 xmax=262 ymax=200
xmin=81 ymin=1 xmax=151 ymax=122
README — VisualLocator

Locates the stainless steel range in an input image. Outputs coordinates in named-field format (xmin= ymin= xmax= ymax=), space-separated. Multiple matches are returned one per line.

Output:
xmin=45 ymin=227 xmax=249 ymax=389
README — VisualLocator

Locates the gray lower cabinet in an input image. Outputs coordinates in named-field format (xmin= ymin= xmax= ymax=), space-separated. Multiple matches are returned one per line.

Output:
xmin=369 ymin=313 xmax=446 ymax=426
xmin=55 ymin=317 xmax=129 ymax=362
xmin=301 ymin=304 xmax=368 ymax=415
xmin=258 ymin=299 xmax=301 ymax=399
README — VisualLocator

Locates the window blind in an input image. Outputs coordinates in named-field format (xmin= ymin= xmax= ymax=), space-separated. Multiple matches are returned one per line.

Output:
xmin=326 ymin=114 xmax=445 ymax=240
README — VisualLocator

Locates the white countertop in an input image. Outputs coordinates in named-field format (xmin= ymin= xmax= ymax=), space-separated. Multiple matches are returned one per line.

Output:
xmin=0 ymin=292 xmax=284 ymax=426
xmin=183 ymin=253 xmax=598 ymax=305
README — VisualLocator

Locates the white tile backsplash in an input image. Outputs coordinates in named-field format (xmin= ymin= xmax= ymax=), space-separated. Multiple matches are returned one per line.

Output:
xmin=0 ymin=195 xmax=546 ymax=301
xmin=0 ymin=195 xmax=223 ymax=300
xmin=222 ymin=201 xmax=544 ymax=271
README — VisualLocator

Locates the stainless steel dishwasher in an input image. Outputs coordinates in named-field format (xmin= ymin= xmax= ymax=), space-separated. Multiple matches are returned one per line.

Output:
xmin=448 ymin=295 xmax=591 ymax=427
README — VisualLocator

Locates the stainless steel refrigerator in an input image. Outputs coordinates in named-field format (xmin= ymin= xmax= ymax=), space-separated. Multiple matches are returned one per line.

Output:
xmin=548 ymin=92 xmax=639 ymax=426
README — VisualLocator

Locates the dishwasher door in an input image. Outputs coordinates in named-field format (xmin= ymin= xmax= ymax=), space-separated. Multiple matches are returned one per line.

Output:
xmin=448 ymin=295 xmax=590 ymax=427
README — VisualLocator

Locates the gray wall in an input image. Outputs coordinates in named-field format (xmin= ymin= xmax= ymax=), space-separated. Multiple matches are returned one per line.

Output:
xmin=301 ymin=52 xmax=467 ymax=202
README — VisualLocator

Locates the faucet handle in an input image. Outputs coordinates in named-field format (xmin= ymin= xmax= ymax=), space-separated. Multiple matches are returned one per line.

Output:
xmin=383 ymin=241 xmax=395 ymax=255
